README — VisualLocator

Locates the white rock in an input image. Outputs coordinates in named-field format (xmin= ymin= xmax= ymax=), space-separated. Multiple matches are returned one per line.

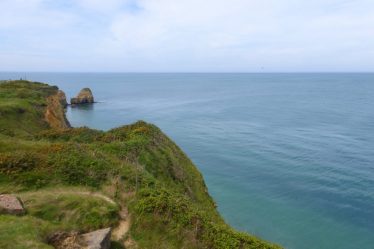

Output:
xmin=0 ymin=194 xmax=25 ymax=215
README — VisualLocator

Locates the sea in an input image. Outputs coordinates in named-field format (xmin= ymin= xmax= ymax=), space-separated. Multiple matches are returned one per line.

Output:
xmin=1 ymin=72 xmax=374 ymax=249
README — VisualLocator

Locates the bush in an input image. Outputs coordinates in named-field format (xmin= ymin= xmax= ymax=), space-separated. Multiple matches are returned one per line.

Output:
xmin=15 ymin=171 xmax=51 ymax=189
xmin=0 ymin=152 xmax=38 ymax=174
xmin=48 ymin=148 xmax=109 ymax=187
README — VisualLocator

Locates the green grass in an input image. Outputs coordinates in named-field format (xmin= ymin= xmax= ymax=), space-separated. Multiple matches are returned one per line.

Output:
xmin=0 ymin=215 xmax=53 ymax=249
xmin=130 ymin=187 xmax=281 ymax=249
xmin=19 ymin=190 xmax=119 ymax=232
xmin=0 ymin=81 xmax=282 ymax=249
xmin=0 ymin=80 xmax=57 ymax=137
xmin=0 ymin=188 xmax=119 ymax=248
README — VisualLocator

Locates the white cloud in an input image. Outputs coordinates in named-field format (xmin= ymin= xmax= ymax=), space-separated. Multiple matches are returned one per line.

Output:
xmin=0 ymin=0 xmax=373 ymax=71
xmin=76 ymin=0 xmax=127 ymax=13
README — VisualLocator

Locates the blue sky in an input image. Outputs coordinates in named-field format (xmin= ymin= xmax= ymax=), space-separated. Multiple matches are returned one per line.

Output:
xmin=0 ymin=0 xmax=373 ymax=72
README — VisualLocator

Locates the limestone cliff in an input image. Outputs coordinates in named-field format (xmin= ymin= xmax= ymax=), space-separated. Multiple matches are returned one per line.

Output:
xmin=45 ymin=90 xmax=71 ymax=129
xmin=57 ymin=90 xmax=68 ymax=108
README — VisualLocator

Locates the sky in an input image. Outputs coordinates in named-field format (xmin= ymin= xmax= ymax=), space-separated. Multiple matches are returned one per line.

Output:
xmin=0 ymin=0 xmax=373 ymax=72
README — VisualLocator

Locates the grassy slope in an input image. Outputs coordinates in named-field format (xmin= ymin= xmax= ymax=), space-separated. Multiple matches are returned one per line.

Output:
xmin=0 ymin=81 xmax=281 ymax=249
xmin=0 ymin=80 xmax=57 ymax=137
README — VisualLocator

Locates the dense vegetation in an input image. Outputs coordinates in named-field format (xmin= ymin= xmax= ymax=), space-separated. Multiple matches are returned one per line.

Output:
xmin=0 ymin=80 xmax=281 ymax=249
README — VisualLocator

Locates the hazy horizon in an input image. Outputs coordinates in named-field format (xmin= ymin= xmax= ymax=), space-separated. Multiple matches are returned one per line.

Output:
xmin=2 ymin=71 xmax=374 ymax=74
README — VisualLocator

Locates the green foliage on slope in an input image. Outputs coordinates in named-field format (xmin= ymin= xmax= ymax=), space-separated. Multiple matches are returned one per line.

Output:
xmin=0 ymin=191 xmax=118 ymax=249
xmin=0 ymin=81 xmax=281 ymax=249
xmin=0 ymin=215 xmax=53 ymax=249
xmin=19 ymin=190 xmax=119 ymax=232
xmin=0 ymin=80 xmax=58 ymax=137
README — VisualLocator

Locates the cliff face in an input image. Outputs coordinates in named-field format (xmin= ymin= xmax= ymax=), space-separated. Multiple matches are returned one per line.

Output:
xmin=45 ymin=90 xmax=71 ymax=129
xmin=57 ymin=90 xmax=68 ymax=108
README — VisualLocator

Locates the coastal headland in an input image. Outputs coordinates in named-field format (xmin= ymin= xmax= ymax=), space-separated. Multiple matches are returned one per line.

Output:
xmin=0 ymin=80 xmax=281 ymax=249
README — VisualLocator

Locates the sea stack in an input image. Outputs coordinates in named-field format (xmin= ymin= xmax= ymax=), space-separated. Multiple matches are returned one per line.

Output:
xmin=70 ymin=88 xmax=94 ymax=105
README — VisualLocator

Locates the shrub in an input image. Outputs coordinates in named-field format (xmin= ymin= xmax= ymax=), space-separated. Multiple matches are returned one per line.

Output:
xmin=0 ymin=152 xmax=38 ymax=174
xmin=48 ymin=148 xmax=109 ymax=187
xmin=15 ymin=171 xmax=51 ymax=189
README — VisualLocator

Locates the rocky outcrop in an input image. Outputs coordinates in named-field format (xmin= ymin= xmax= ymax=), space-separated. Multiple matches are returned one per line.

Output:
xmin=45 ymin=90 xmax=71 ymax=129
xmin=71 ymin=88 xmax=94 ymax=105
xmin=48 ymin=228 xmax=111 ymax=249
xmin=48 ymin=232 xmax=80 ymax=249
xmin=57 ymin=90 xmax=68 ymax=108
xmin=0 ymin=194 xmax=25 ymax=215
xmin=81 ymin=228 xmax=111 ymax=249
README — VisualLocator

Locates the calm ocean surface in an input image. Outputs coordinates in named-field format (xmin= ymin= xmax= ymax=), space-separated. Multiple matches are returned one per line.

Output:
xmin=1 ymin=72 xmax=374 ymax=249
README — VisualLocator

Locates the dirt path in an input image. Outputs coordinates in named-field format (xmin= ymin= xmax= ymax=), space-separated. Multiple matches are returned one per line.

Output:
xmin=70 ymin=191 xmax=131 ymax=242
xmin=72 ymin=191 xmax=116 ymax=205
xmin=113 ymin=219 xmax=130 ymax=240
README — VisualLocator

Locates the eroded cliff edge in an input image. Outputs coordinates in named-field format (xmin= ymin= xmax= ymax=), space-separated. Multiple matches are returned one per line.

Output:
xmin=45 ymin=90 xmax=71 ymax=129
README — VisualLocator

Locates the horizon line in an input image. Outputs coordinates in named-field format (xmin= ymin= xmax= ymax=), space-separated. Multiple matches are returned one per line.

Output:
xmin=1 ymin=71 xmax=374 ymax=74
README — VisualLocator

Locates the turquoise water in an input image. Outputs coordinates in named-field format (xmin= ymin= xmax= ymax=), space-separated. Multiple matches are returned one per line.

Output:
xmin=2 ymin=73 xmax=374 ymax=249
